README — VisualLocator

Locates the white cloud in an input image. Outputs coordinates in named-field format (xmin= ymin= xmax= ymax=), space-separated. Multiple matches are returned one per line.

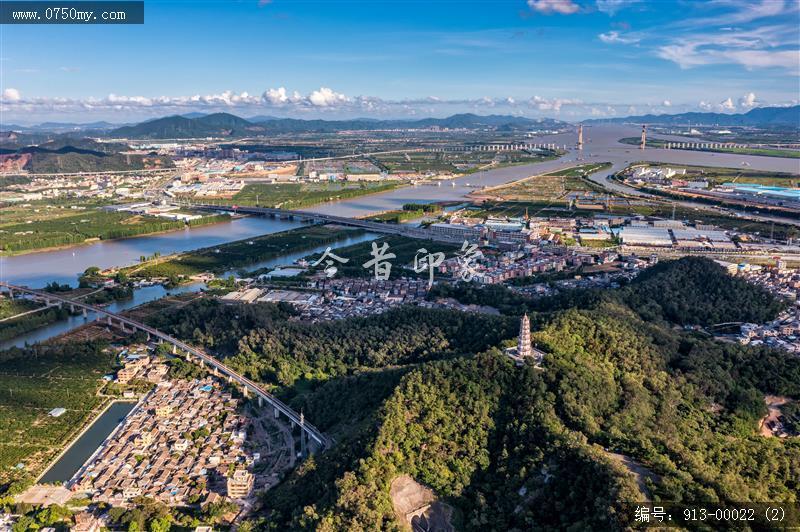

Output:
xmin=308 ymin=87 xmax=348 ymax=107
xmin=528 ymin=95 xmax=582 ymax=112
xmin=2 ymin=88 xmax=21 ymax=101
xmin=0 ymin=87 xmax=784 ymax=123
xmin=738 ymin=92 xmax=758 ymax=108
xmin=598 ymin=31 xmax=639 ymax=44
xmin=527 ymin=0 xmax=580 ymax=15
xmin=656 ymin=25 xmax=799 ymax=73
xmin=719 ymin=97 xmax=735 ymax=110
xmin=263 ymin=87 xmax=297 ymax=105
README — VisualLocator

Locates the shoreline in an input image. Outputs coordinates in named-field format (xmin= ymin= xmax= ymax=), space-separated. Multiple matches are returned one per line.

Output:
xmin=0 ymin=214 xmax=238 ymax=259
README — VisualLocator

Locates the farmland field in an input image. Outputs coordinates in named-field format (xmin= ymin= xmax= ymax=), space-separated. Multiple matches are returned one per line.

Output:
xmin=0 ymin=200 xmax=228 ymax=255
xmin=232 ymin=181 xmax=403 ymax=209
xmin=0 ymin=342 xmax=115 ymax=491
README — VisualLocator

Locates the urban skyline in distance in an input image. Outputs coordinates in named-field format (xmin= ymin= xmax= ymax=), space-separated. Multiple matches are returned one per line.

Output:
xmin=1 ymin=0 xmax=799 ymax=123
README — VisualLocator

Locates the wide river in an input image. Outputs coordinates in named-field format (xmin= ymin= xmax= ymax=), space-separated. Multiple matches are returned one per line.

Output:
xmin=2 ymin=125 xmax=798 ymax=290
xmin=4 ymin=124 xmax=798 ymax=485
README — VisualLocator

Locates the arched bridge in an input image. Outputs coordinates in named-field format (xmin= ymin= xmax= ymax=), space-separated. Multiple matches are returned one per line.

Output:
xmin=0 ymin=281 xmax=329 ymax=455
xmin=188 ymin=203 xmax=466 ymax=244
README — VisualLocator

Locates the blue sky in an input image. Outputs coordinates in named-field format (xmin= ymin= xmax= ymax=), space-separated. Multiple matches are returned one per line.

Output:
xmin=1 ymin=0 xmax=798 ymax=123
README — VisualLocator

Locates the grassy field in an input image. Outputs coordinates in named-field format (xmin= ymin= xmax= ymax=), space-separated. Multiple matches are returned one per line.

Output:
xmin=231 ymin=181 xmax=403 ymax=209
xmin=0 ymin=343 xmax=115 ymax=491
xmin=0 ymin=201 xmax=229 ymax=255
xmin=0 ymin=298 xmax=41 ymax=320
xmin=125 ymin=225 xmax=367 ymax=279
xmin=306 ymin=235 xmax=459 ymax=279
xmin=484 ymin=163 xmax=612 ymax=203
xmin=620 ymin=137 xmax=800 ymax=159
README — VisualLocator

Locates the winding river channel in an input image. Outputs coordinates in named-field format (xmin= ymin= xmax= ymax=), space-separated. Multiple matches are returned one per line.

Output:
xmin=3 ymin=123 xmax=799 ymax=485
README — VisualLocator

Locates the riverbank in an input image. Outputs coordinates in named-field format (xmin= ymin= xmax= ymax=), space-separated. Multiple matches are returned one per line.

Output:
xmin=0 ymin=213 xmax=234 ymax=258
xmin=119 ymin=225 xmax=368 ymax=279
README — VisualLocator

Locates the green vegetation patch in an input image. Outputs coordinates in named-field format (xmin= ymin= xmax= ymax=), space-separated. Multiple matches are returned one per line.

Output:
xmin=127 ymin=225 xmax=366 ymax=279
xmin=0 ymin=208 xmax=187 ymax=254
xmin=232 ymin=181 xmax=403 ymax=209
xmin=0 ymin=342 xmax=115 ymax=492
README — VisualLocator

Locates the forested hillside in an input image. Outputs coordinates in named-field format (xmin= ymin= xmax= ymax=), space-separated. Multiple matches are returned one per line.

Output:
xmin=149 ymin=257 xmax=799 ymax=530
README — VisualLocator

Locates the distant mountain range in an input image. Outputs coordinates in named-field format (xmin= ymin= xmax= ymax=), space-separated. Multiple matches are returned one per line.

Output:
xmin=0 ymin=138 xmax=174 ymax=173
xmin=584 ymin=105 xmax=800 ymax=127
xmin=108 ymin=112 xmax=569 ymax=139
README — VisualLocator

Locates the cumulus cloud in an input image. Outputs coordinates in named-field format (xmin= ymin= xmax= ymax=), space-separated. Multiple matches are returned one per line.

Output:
xmin=528 ymin=95 xmax=582 ymax=112
xmin=308 ymin=87 xmax=348 ymax=107
xmin=527 ymin=0 xmax=580 ymax=15
xmin=263 ymin=87 xmax=302 ymax=105
xmin=2 ymin=88 xmax=21 ymax=101
xmin=719 ymin=97 xmax=735 ymax=110
xmin=598 ymin=31 xmax=639 ymax=44
xmin=738 ymin=92 xmax=758 ymax=108
xmin=0 ymin=86 xmax=781 ymax=122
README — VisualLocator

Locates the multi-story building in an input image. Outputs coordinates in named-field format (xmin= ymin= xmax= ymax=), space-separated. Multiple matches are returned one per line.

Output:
xmin=227 ymin=469 xmax=254 ymax=498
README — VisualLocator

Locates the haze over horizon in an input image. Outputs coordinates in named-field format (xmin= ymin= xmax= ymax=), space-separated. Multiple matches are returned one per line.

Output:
xmin=1 ymin=0 xmax=799 ymax=124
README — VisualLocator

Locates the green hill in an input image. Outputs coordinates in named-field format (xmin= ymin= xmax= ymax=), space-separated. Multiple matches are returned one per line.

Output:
xmin=143 ymin=256 xmax=799 ymax=530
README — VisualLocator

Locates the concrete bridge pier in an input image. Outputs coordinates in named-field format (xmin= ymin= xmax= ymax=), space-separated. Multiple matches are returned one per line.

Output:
xmin=185 ymin=351 xmax=191 ymax=362
xmin=107 ymin=316 xmax=112 ymax=326
xmin=274 ymin=407 xmax=280 ymax=419
xmin=172 ymin=344 xmax=176 ymax=355
xmin=258 ymin=395 xmax=263 ymax=407
xmin=70 ymin=304 xmax=75 ymax=313
xmin=242 ymin=386 xmax=249 ymax=398
xmin=82 ymin=308 xmax=87 ymax=318
xmin=300 ymin=430 xmax=307 ymax=458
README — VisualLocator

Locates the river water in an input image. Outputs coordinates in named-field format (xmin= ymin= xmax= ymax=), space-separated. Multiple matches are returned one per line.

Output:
xmin=3 ymin=125 xmax=798 ymax=288
xmin=0 ymin=216 xmax=305 ymax=288
xmin=0 ymin=230 xmax=378 ymax=350
xmin=6 ymin=123 xmax=799 ymax=487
